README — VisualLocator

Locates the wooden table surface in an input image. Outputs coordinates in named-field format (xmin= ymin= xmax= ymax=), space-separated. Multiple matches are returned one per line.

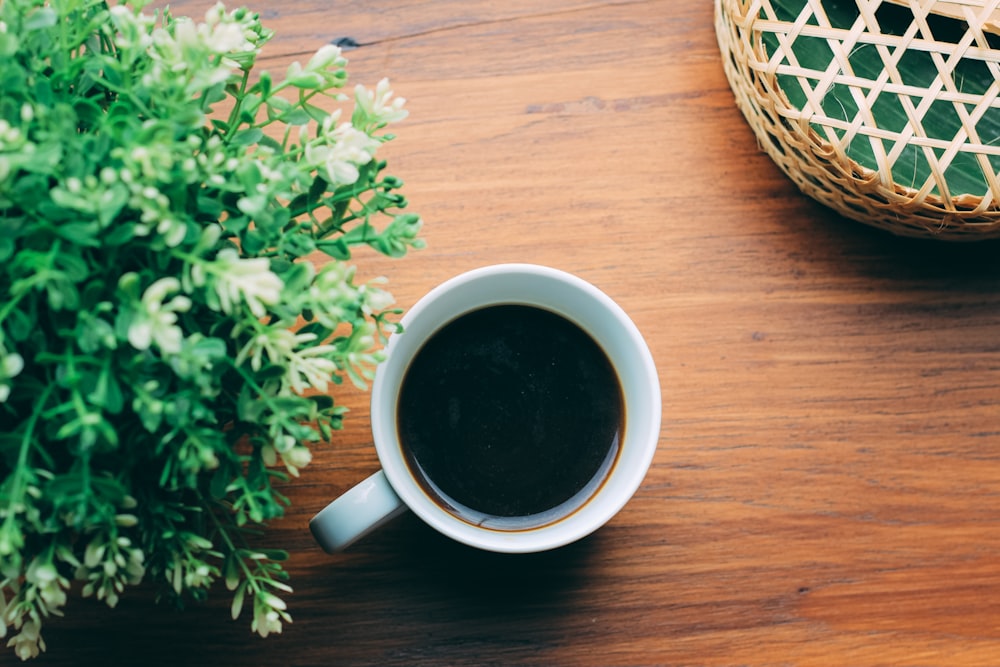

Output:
xmin=41 ymin=1 xmax=1000 ymax=665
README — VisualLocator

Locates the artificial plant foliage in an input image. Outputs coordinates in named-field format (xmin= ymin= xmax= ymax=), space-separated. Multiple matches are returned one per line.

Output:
xmin=0 ymin=0 xmax=423 ymax=659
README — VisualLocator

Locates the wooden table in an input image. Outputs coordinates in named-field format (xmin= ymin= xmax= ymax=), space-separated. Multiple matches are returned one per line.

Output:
xmin=43 ymin=1 xmax=1000 ymax=665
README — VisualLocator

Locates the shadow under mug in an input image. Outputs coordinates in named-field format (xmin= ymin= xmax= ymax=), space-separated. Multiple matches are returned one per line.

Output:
xmin=309 ymin=263 xmax=661 ymax=554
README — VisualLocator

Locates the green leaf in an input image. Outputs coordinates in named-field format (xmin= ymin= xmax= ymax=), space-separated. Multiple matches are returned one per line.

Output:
xmin=77 ymin=313 xmax=116 ymax=354
xmin=210 ymin=466 xmax=233 ymax=500
xmin=278 ymin=232 xmax=315 ymax=259
xmin=257 ymin=134 xmax=283 ymax=152
xmin=258 ymin=71 xmax=272 ymax=98
xmin=0 ymin=237 xmax=15 ymax=263
xmin=230 ymin=127 xmax=263 ymax=148
xmin=98 ymin=185 xmax=130 ymax=226
xmin=275 ymin=261 xmax=311 ymax=292
xmin=0 ymin=31 xmax=20 ymax=57
xmin=24 ymin=7 xmax=57 ymax=31
xmin=231 ymin=580 xmax=248 ymax=620
xmin=308 ymin=174 xmax=329 ymax=201
xmin=315 ymin=237 xmax=351 ymax=260
xmin=341 ymin=221 xmax=374 ymax=245
xmin=309 ymin=394 xmax=334 ymax=410
xmin=57 ymin=251 xmax=90 ymax=281
xmin=52 ymin=221 xmax=101 ymax=246
xmin=282 ymin=108 xmax=311 ymax=126
xmin=241 ymin=230 xmax=268 ymax=255
xmin=45 ymin=277 xmax=80 ymax=311
xmin=190 ymin=336 xmax=227 ymax=362
xmin=92 ymin=368 xmax=124 ymax=414
xmin=5 ymin=307 xmax=34 ymax=342
xmin=197 ymin=192 xmax=226 ymax=219
xmin=73 ymin=96 xmax=105 ymax=129
xmin=303 ymin=103 xmax=328 ymax=123
xmin=297 ymin=322 xmax=332 ymax=340
xmin=266 ymin=95 xmax=291 ymax=116
xmin=253 ymin=364 xmax=286 ymax=382
xmin=103 ymin=223 xmax=135 ymax=246
xmin=236 ymin=161 xmax=262 ymax=190
xmin=286 ymin=70 xmax=324 ymax=90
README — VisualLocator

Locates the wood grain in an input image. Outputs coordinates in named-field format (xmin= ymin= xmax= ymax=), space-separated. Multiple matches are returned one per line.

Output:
xmin=37 ymin=1 xmax=1000 ymax=666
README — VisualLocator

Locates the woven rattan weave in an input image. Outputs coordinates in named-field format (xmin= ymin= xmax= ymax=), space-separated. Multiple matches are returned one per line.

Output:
xmin=716 ymin=0 xmax=1000 ymax=240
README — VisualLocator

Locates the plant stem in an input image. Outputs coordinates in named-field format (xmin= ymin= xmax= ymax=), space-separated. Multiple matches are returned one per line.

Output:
xmin=0 ymin=384 xmax=55 ymax=559
xmin=225 ymin=69 xmax=252 ymax=130
xmin=197 ymin=489 xmax=276 ymax=602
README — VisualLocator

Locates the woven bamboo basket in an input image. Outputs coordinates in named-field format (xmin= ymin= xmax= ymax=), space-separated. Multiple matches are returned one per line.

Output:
xmin=716 ymin=0 xmax=1000 ymax=240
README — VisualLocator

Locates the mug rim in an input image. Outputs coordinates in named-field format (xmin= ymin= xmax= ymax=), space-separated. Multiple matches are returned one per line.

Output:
xmin=370 ymin=263 xmax=661 ymax=553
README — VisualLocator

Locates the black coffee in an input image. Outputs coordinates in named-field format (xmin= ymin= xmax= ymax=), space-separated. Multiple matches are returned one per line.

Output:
xmin=396 ymin=304 xmax=623 ymax=529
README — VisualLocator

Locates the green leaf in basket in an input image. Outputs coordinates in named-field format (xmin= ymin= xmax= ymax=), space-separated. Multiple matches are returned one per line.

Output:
xmin=763 ymin=0 xmax=1000 ymax=199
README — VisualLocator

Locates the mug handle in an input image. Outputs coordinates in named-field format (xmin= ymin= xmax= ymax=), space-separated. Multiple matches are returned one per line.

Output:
xmin=309 ymin=470 xmax=408 ymax=553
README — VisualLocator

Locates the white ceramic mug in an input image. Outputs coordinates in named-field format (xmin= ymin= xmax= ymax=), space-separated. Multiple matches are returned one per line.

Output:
xmin=309 ymin=264 xmax=661 ymax=554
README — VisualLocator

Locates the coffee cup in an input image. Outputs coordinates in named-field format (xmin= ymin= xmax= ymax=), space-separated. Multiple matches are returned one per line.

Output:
xmin=309 ymin=263 xmax=660 ymax=554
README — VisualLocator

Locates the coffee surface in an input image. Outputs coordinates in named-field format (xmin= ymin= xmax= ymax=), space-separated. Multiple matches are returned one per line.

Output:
xmin=397 ymin=304 xmax=623 ymax=525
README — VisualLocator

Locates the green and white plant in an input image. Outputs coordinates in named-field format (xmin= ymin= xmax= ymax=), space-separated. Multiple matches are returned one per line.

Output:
xmin=0 ymin=0 xmax=423 ymax=659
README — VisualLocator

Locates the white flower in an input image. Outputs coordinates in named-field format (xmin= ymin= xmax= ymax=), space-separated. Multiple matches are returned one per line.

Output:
xmin=235 ymin=328 xmax=338 ymax=394
xmin=156 ymin=216 xmax=187 ymax=248
xmin=279 ymin=445 xmax=312 ymax=477
xmin=0 ymin=349 xmax=23 ymax=398
xmin=306 ymin=123 xmax=380 ymax=187
xmin=360 ymin=280 xmax=395 ymax=315
xmin=286 ymin=344 xmax=339 ymax=394
xmin=205 ymin=21 xmax=250 ymax=54
xmin=140 ymin=4 xmax=260 ymax=90
xmin=7 ymin=618 xmax=44 ymax=661
xmin=127 ymin=277 xmax=191 ymax=354
xmin=203 ymin=2 xmax=226 ymax=25
xmin=355 ymin=78 xmax=408 ymax=125
xmin=261 ymin=436 xmax=312 ymax=476
xmin=317 ymin=109 xmax=343 ymax=138
xmin=26 ymin=561 xmax=68 ymax=611
xmin=123 ymin=176 xmax=188 ymax=246
xmin=252 ymin=606 xmax=283 ymax=638
xmin=169 ymin=18 xmax=200 ymax=50
xmin=0 ymin=119 xmax=23 ymax=147
xmin=202 ymin=2 xmax=259 ymax=52
xmin=124 ymin=547 xmax=146 ymax=584
xmin=185 ymin=4 xmax=258 ymax=69
xmin=108 ymin=5 xmax=154 ymax=50
xmin=305 ymin=44 xmax=345 ymax=72
xmin=306 ymin=263 xmax=354 ymax=325
xmin=207 ymin=248 xmax=283 ymax=318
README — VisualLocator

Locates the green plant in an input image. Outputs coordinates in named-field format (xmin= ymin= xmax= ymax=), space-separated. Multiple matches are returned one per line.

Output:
xmin=0 ymin=0 xmax=423 ymax=659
